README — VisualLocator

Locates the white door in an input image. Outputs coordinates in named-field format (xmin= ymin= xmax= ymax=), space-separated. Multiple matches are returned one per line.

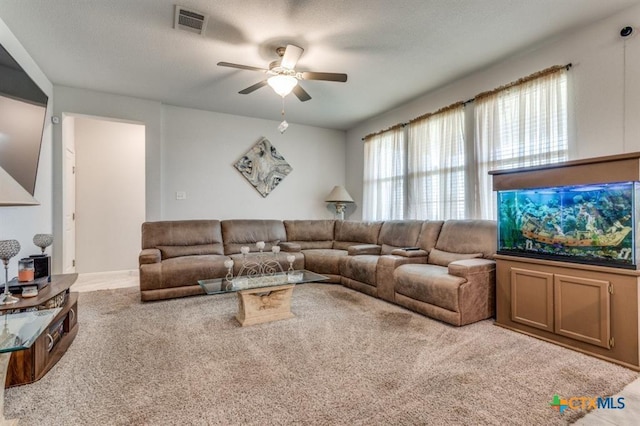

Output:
xmin=63 ymin=145 xmax=76 ymax=273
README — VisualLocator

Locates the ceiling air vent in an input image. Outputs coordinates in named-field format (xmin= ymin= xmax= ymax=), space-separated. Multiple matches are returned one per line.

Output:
xmin=174 ymin=5 xmax=208 ymax=35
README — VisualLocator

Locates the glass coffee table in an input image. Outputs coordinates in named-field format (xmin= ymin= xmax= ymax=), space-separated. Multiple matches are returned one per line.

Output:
xmin=0 ymin=308 xmax=61 ymax=425
xmin=198 ymin=270 xmax=328 ymax=326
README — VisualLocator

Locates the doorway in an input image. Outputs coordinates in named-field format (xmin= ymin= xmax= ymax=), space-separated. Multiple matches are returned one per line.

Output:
xmin=62 ymin=115 xmax=145 ymax=273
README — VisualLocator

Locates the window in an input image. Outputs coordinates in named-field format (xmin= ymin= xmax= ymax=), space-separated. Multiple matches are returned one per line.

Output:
xmin=362 ymin=66 xmax=568 ymax=221
xmin=362 ymin=126 xmax=406 ymax=220
xmin=475 ymin=68 xmax=568 ymax=219
xmin=407 ymin=104 xmax=466 ymax=220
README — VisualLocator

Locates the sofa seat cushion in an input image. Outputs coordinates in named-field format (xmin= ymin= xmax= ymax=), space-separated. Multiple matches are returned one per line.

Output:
xmin=302 ymin=249 xmax=347 ymax=275
xmin=394 ymin=264 xmax=467 ymax=312
xmin=161 ymin=255 xmax=229 ymax=289
xmin=340 ymin=255 xmax=380 ymax=287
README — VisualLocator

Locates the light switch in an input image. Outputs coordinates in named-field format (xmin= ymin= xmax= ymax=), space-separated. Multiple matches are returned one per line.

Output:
xmin=176 ymin=191 xmax=187 ymax=200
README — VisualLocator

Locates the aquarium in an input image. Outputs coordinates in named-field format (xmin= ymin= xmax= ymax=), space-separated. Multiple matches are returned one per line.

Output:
xmin=497 ymin=181 xmax=639 ymax=269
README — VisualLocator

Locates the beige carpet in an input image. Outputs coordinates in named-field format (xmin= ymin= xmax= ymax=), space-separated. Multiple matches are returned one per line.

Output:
xmin=5 ymin=284 xmax=637 ymax=425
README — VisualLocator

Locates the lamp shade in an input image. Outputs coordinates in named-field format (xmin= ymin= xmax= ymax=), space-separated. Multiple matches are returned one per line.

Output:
xmin=0 ymin=240 xmax=20 ymax=261
xmin=325 ymin=186 xmax=354 ymax=203
xmin=33 ymin=234 xmax=53 ymax=252
xmin=267 ymin=75 xmax=298 ymax=97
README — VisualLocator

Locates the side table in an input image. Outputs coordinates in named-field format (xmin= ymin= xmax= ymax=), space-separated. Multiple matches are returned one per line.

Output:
xmin=0 ymin=274 xmax=78 ymax=388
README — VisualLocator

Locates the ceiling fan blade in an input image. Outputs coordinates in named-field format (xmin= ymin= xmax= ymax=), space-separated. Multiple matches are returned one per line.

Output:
xmin=293 ymin=85 xmax=311 ymax=102
xmin=217 ymin=62 xmax=268 ymax=72
xmin=300 ymin=71 xmax=348 ymax=82
xmin=280 ymin=45 xmax=304 ymax=69
xmin=239 ymin=80 xmax=267 ymax=94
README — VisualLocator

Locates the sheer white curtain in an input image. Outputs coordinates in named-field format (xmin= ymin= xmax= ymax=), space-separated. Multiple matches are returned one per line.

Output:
xmin=407 ymin=104 xmax=466 ymax=220
xmin=362 ymin=126 xmax=406 ymax=220
xmin=474 ymin=68 xmax=568 ymax=219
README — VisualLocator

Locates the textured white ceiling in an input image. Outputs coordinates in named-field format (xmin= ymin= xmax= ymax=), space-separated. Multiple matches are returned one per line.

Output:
xmin=0 ymin=0 xmax=638 ymax=130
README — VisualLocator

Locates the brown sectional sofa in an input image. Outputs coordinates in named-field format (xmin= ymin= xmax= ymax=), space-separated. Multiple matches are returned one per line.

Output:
xmin=139 ymin=218 xmax=497 ymax=326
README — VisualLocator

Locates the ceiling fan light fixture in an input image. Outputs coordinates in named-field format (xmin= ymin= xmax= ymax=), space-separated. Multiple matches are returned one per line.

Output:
xmin=267 ymin=75 xmax=298 ymax=97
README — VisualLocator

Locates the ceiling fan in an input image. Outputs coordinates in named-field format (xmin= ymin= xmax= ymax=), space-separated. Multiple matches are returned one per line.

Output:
xmin=217 ymin=44 xmax=348 ymax=102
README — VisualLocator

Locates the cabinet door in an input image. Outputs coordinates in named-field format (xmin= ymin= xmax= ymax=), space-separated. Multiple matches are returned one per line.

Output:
xmin=554 ymin=274 xmax=611 ymax=349
xmin=510 ymin=267 xmax=554 ymax=331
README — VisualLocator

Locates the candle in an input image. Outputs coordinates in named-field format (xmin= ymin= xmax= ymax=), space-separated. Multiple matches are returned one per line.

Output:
xmin=224 ymin=260 xmax=234 ymax=269
xmin=256 ymin=241 xmax=265 ymax=250
xmin=240 ymin=246 xmax=250 ymax=255
xmin=272 ymin=246 xmax=281 ymax=254
xmin=286 ymin=255 xmax=296 ymax=264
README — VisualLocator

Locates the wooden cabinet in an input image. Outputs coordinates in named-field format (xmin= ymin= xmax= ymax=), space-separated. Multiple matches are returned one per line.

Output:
xmin=510 ymin=267 xmax=611 ymax=348
xmin=490 ymin=153 xmax=640 ymax=371
xmin=1 ymin=274 xmax=79 ymax=387
xmin=497 ymin=255 xmax=639 ymax=370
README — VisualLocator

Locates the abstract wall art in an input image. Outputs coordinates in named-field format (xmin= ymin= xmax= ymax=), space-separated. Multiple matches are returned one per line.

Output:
xmin=234 ymin=137 xmax=293 ymax=197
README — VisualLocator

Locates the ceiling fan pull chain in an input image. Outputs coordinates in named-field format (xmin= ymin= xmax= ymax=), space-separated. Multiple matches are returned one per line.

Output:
xmin=278 ymin=96 xmax=289 ymax=134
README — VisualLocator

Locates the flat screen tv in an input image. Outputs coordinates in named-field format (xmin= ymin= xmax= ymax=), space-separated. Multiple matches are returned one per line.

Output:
xmin=0 ymin=42 xmax=48 ymax=205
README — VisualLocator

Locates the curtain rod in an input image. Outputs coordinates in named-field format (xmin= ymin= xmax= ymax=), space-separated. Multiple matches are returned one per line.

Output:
xmin=362 ymin=63 xmax=572 ymax=141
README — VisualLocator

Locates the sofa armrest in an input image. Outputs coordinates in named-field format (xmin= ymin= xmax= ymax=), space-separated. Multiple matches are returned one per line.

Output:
xmin=348 ymin=244 xmax=382 ymax=256
xmin=376 ymin=254 xmax=428 ymax=302
xmin=279 ymin=242 xmax=301 ymax=252
xmin=139 ymin=248 xmax=161 ymax=265
xmin=448 ymin=258 xmax=496 ymax=278
xmin=390 ymin=248 xmax=428 ymax=258
xmin=449 ymin=258 xmax=496 ymax=325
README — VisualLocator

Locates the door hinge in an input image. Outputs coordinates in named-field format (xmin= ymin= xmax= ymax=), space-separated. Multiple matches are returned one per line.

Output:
xmin=609 ymin=337 xmax=615 ymax=348
xmin=72 ymin=259 xmax=76 ymax=267
xmin=72 ymin=212 xmax=75 ymax=220
xmin=72 ymin=166 xmax=76 ymax=174
xmin=608 ymin=283 xmax=613 ymax=294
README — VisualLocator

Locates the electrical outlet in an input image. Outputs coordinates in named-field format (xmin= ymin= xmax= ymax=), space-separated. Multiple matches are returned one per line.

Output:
xmin=176 ymin=191 xmax=187 ymax=200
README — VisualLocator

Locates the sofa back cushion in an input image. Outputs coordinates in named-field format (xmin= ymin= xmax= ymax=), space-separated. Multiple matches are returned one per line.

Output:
xmin=428 ymin=248 xmax=483 ymax=267
xmin=284 ymin=220 xmax=335 ymax=249
xmin=222 ymin=220 xmax=287 ymax=254
xmin=433 ymin=220 xmax=497 ymax=259
xmin=377 ymin=220 xmax=424 ymax=254
xmin=141 ymin=220 xmax=224 ymax=259
xmin=416 ymin=221 xmax=445 ymax=252
xmin=333 ymin=221 xmax=383 ymax=250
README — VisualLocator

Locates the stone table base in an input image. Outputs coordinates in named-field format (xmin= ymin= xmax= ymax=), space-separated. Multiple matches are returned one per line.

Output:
xmin=236 ymin=284 xmax=295 ymax=326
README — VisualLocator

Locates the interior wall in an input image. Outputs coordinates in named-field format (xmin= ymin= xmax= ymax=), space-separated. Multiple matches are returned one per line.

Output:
xmin=74 ymin=117 xmax=145 ymax=273
xmin=162 ymin=105 xmax=346 ymax=220
xmin=345 ymin=4 xmax=640 ymax=220
xmin=0 ymin=17 xmax=53 ymax=280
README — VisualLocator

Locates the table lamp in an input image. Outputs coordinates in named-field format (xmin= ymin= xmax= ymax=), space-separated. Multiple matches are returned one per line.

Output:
xmin=33 ymin=234 xmax=53 ymax=254
xmin=31 ymin=233 xmax=53 ymax=281
xmin=325 ymin=186 xmax=354 ymax=220
xmin=0 ymin=240 xmax=21 ymax=305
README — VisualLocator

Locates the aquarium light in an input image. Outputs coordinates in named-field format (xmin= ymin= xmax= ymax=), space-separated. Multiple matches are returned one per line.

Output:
xmin=570 ymin=186 xmax=604 ymax=192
